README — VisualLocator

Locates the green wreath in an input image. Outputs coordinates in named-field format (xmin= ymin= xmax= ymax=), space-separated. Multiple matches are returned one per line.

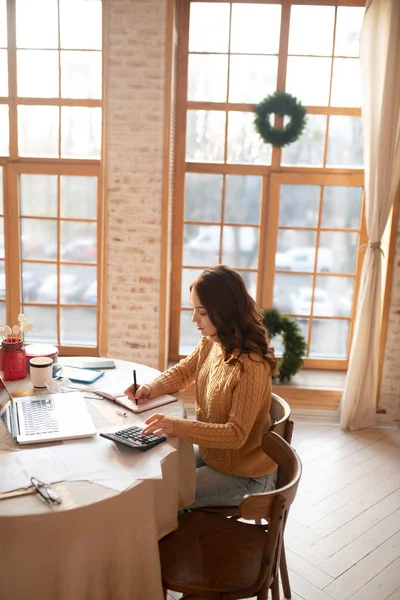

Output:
xmin=254 ymin=91 xmax=307 ymax=148
xmin=262 ymin=308 xmax=307 ymax=383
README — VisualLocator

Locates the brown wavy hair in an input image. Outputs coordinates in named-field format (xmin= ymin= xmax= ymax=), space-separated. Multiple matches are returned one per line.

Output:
xmin=190 ymin=265 xmax=277 ymax=374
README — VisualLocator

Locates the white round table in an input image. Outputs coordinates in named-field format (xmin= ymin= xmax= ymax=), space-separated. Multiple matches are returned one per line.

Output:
xmin=0 ymin=358 xmax=196 ymax=600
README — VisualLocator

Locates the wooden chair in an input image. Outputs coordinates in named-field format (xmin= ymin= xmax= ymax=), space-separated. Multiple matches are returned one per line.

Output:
xmin=191 ymin=393 xmax=295 ymax=598
xmin=159 ymin=431 xmax=302 ymax=600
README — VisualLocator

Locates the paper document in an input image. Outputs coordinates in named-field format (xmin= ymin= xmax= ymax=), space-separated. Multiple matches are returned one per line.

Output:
xmin=91 ymin=389 xmax=178 ymax=414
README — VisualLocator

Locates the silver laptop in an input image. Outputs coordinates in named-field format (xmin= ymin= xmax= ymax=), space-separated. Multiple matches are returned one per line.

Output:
xmin=0 ymin=376 xmax=97 ymax=445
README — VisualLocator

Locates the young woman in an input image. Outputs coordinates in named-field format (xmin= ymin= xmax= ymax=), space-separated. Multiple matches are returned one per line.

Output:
xmin=124 ymin=265 xmax=278 ymax=507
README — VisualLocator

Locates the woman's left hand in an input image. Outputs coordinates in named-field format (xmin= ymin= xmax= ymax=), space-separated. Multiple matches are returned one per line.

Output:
xmin=141 ymin=413 xmax=175 ymax=436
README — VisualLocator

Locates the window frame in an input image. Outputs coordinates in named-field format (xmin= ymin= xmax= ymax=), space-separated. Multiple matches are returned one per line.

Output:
xmin=169 ymin=0 xmax=367 ymax=368
xmin=0 ymin=0 xmax=107 ymax=356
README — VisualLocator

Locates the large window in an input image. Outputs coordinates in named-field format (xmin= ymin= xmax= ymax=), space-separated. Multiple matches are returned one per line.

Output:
xmin=0 ymin=0 xmax=104 ymax=354
xmin=170 ymin=0 xmax=365 ymax=368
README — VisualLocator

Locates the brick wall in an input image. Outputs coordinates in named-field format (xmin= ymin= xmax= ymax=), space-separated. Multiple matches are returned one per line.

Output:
xmin=106 ymin=0 xmax=168 ymax=369
xmin=380 ymin=210 xmax=400 ymax=418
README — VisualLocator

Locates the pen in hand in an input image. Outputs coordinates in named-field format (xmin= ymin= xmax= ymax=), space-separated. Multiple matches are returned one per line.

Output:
xmin=133 ymin=369 xmax=138 ymax=406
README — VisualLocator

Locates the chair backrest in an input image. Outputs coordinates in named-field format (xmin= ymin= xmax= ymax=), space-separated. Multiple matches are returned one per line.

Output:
xmin=270 ymin=392 xmax=293 ymax=443
xmin=239 ymin=430 xmax=302 ymax=522
xmin=239 ymin=431 xmax=302 ymax=591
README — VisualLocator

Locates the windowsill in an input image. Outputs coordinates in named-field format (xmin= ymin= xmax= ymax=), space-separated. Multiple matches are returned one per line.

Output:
xmin=272 ymin=369 xmax=345 ymax=410
xmin=172 ymin=361 xmax=346 ymax=412
xmin=273 ymin=369 xmax=346 ymax=390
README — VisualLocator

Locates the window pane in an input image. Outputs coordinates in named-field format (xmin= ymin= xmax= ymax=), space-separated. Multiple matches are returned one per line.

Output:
xmin=288 ymin=6 xmax=335 ymax=56
xmin=290 ymin=285 xmax=333 ymax=317
xmin=319 ymin=231 xmax=358 ymax=274
xmin=326 ymin=116 xmax=363 ymax=167
xmin=0 ymin=49 xmax=8 ymax=95
xmin=60 ymin=0 xmax=102 ymax=50
xmin=16 ymin=0 xmax=58 ymax=49
xmin=222 ymin=226 xmax=259 ymax=269
xmin=229 ymin=56 xmax=278 ymax=104
xmin=17 ymin=50 xmax=59 ymax=98
xmin=224 ymin=175 xmax=262 ymax=225
xmin=227 ymin=112 xmax=271 ymax=165
xmin=231 ymin=4 xmax=281 ymax=54
xmin=0 ymin=105 xmax=9 ymax=156
xmin=0 ymin=0 xmax=7 ymax=46
xmin=183 ymin=224 xmax=220 ymax=266
xmin=281 ymin=115 xmax=326 ymax=167
xmin=61 ymin=176 xmax=97 ymax=219
xmin=316 ymin=276 xmax=354 ymax=318
xmin=189 ymin=3 xmax=229 ymax=53
xmin=274 ymin=273 xmax=313 ymax=315
xmin=61 ymin=222 xmax=97 ymax=263
xmin=276 ymin=232 xmax=318 ymax=272
xmin=321 ymin=186 xmax=362 ymax=229
xmin=21 ymin=218 xmax=58 ymax=260
xmin=18 ymin=105 xmax=59 ymax=158
xmin=331 ymin=59 xmax=361 ymax=107
xmin=279 ymin=185 xmax=320 ymax=228
xmin=61 ymin=307 xmax=97 ymax=346
xmin=286 ymin=57 xmax=331 ymax=106
xmin=23 ymin=306 xmax=57 ymax=343
xmin=60 ymin=265 xmax=96 ymax=303
xmin=335 ymin=7 xmax=365 ymax=57
xmin=181 ymin=268 xmax=203 ymax=308
xmin=238 ymin=270 xmax=257 ymax=300
xmin=22 ymin=262 xmax=55 ymax=303
xmin=0 ymin=300 xmax=5 ymax=323
xmin=61 ymin=51 xmax=102 ymax=99
xmin=188 ymin=54 xmax=228 ymax=102
xmin=20 ymin=174 xmax=58 ymax=217
xmin=184 ymin=173 xmax=222 ymax=222
xmin=61 ymin=107 xmax=102 ymax=159
xmin=310 ymin=319 xmax=350 ymax=358
xmin=179 ymin=310 xmax=200 ymax=355
xmin=186 ymin=110 xmax=225 ymax=163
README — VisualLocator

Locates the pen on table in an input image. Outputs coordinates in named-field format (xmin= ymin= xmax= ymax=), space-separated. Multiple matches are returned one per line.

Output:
xmin=133 ymin=369 xmax=138 ymax=406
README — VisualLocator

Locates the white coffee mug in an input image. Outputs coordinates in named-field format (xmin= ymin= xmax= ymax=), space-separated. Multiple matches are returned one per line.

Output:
xmin=29 ymin=356 xmax=53 ymax=389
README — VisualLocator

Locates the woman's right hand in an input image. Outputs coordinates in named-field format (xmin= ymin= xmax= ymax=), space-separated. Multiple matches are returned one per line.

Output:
xmin=124 ymin=383 xmax=153 ymax=404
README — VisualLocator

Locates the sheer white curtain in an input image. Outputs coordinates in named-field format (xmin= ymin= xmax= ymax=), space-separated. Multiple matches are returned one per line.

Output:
xmin=340 ymin=0 xmax=400 ymax=430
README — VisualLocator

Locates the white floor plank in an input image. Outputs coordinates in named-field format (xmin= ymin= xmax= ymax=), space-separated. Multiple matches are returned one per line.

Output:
xmin=319 ymin=504 xmax=400 ymax=577
xmin=292 ymin=461 xmax=399 ymax=528
xmin=323 ymin=531 xmax=400 ymax=600
xmin=385 ymin=586 xmax=400 ymax=599
xmin=348 ymin=556 xmax=400 ymax=600
xmin=308 ymin=472 xmax=400 ymax=538
xmin=285 ymin=548 xmax=334 ymax=589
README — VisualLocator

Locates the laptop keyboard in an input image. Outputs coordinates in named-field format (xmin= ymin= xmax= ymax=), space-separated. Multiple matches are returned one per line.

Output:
xmin=21 ymin=399 xmax=60 ymax=435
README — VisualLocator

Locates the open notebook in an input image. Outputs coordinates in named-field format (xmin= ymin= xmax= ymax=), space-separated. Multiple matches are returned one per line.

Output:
xmin=92 ymin=389 xmax=177 ymax=414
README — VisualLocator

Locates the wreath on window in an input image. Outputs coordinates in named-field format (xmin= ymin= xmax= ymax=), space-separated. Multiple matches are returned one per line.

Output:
xmin=254 ymin=91 xmax=307 ymax=148
xmin=262 ymin=308 xmax=307 ymax=383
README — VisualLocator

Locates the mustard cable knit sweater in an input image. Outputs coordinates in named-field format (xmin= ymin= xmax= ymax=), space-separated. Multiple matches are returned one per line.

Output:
xmin=150 ymin=336 xmax=277 ymax=478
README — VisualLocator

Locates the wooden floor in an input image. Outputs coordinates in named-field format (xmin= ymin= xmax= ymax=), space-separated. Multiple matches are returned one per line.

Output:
xmin=167 ymin=419 xmax=400 ymax=600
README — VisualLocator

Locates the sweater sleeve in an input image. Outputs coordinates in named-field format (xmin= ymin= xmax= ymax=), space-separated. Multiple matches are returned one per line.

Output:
xmin=170 ymin=358 xmax=271 ymax=449
xmin=150 ymin=337 xmax=211 ymax=396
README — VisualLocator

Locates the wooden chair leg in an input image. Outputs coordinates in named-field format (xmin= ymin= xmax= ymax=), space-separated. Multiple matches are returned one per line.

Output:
xmin=280 ymin=543 xmax=291 ymax=599
xmin=257 ymin=577 xmax=269 ymax=600
xmin=270 ymin=575 xmax=280 ymax=600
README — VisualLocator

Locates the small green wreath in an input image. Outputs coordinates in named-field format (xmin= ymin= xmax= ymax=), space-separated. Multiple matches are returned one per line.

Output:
xmin=262 ymin=308 xmax=307 ymax=383
xmin=254 ymin=91 xmax=307 ymax=148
